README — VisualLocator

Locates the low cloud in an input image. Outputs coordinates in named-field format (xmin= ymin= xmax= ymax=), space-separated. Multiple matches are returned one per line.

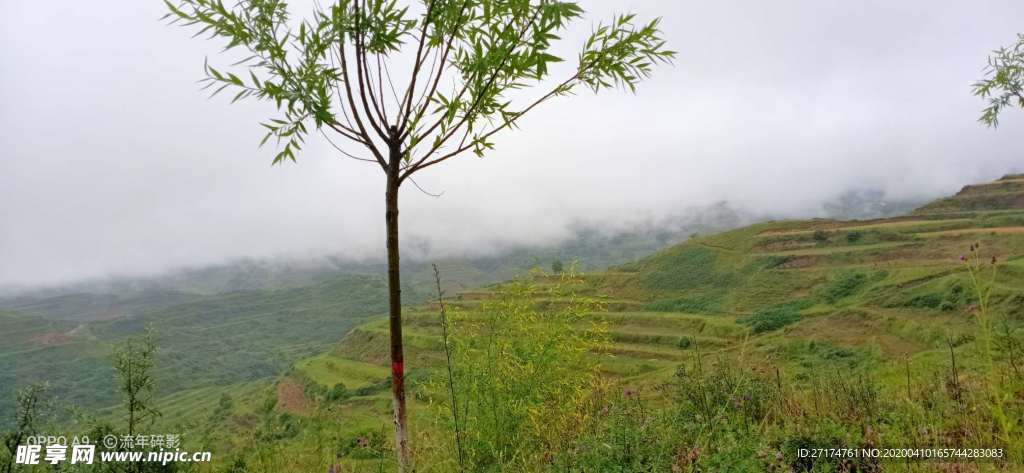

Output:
xmin=2 ymin=0 xmax=1023 ymax=287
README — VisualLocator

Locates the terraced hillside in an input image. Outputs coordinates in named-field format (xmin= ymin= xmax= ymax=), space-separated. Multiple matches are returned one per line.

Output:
xmin=263 ymin=175 xmax=1024 ymax=470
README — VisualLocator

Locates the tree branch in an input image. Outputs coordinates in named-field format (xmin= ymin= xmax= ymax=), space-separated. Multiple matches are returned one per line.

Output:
xmin=353 ymin=0 xmax=389 ymax=137
xmin=398 ymin=0 xmax=472 ymax=143
xmin=319 ymin=129 xmax=379 ymax=163
xmin=327 ymin=121 xmax=370 ymax=146
xmin=337 ymin=29 xmax=387 ymax=168
xmin=406 ymin=175 xmax=444 ymax=197
xmin=397 ymin=0 xmax=438 ymax=135
xmin=406 ymin=5 xmax=541 ymax=158
xmin=401 ymin=72 xmax=579 ymax=181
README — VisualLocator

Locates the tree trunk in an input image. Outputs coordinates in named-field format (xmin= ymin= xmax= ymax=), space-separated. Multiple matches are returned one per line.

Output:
xmin=385 ymin=151 xmax=411 ymax=471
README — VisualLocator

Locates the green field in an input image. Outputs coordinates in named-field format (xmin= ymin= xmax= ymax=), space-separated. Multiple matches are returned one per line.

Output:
xmin=295 ymin=354 xmax=390 ymax=391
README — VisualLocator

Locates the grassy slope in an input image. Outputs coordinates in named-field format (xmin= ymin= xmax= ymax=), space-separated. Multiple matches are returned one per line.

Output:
xmin=271 ymin=175 xmax=1024 ymax=466
xmin=0 ymin=274 xmax=403 ymax=426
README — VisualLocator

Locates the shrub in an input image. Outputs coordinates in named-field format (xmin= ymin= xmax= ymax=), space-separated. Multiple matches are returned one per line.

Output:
xmin=897 ymin=282 xmax=975 ymax=311
xmin=819 ymin=271 xmax=869 ymax=303
xmin=432 ymin=274 xmax=610 ymax=471
xmin=812 ymin=230 xmax=830 ymax=243
xmin=557 ymin=391 xmax=679 ymax=471
xmin=739 ymin=299 xmax=812 ymax=333
xmin=255 ymin=413 xmax=300 ymax=442
xmin=352 ymin=378 xmax=390 ymax=397
xmin=338 ymin=429 xmax=387 ymax=460
xmin=906 ymin=293 xmax=943 ymax=309
xmin=645 ymin=292 xmax=724 ymax=313
xmin=326 ymin=383 xmax=349 ymax=402
xmin=782 ymin=340 xmax=874 ymax=372
xmin=674 ymin=359 xmax=773 ymax=427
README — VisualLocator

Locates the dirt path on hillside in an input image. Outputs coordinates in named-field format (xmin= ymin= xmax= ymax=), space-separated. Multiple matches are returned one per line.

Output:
xmin=918 ymin=226 xmax=1024 ymax=237
xmin=757 ymin=218 xmax=971 ymax=237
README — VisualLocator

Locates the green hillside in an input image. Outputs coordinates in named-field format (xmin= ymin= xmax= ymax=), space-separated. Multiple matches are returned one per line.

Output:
xmin=2 ymin=178 xmax=1021 ymax=470
xmin=261 ymin=176 xmax=1024 ymax=471
xmin=0 ymin=291 xmax=201 ymax=322
xmin=0 ymin=274 xmax=402 ymax=425
xmin=915 ymin=173 xmax=1024 ymax=214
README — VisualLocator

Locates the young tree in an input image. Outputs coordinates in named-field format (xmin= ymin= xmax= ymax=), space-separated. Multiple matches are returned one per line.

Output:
xmin=113 ymin=330 xmax=160 ymax=437
xmin=162 ymin=0 xmax=673 ymax=468
xmin=1 ymin=384 xmax=48 ymax=473
xmin=974 ymin=33 xmax=1024 ymax=126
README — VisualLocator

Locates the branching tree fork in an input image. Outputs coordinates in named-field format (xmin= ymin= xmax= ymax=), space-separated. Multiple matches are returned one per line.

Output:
xmin=162 ymin=0 xmax=672 ymax=468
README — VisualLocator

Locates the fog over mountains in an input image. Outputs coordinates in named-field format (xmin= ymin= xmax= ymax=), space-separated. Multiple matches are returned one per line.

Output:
xmin=0 ymin=191 xmax=924 ymax=300
xmin=3 ymin=0 xmax=1023 ymax=288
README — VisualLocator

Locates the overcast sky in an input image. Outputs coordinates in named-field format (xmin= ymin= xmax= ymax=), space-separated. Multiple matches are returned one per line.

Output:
xmin=2 ymin=1 xmax=1023 ymax=288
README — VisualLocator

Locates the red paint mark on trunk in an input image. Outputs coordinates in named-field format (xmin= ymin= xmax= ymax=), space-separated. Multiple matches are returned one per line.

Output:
xmin=392 ymin=361 xmax=404 ymax=377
